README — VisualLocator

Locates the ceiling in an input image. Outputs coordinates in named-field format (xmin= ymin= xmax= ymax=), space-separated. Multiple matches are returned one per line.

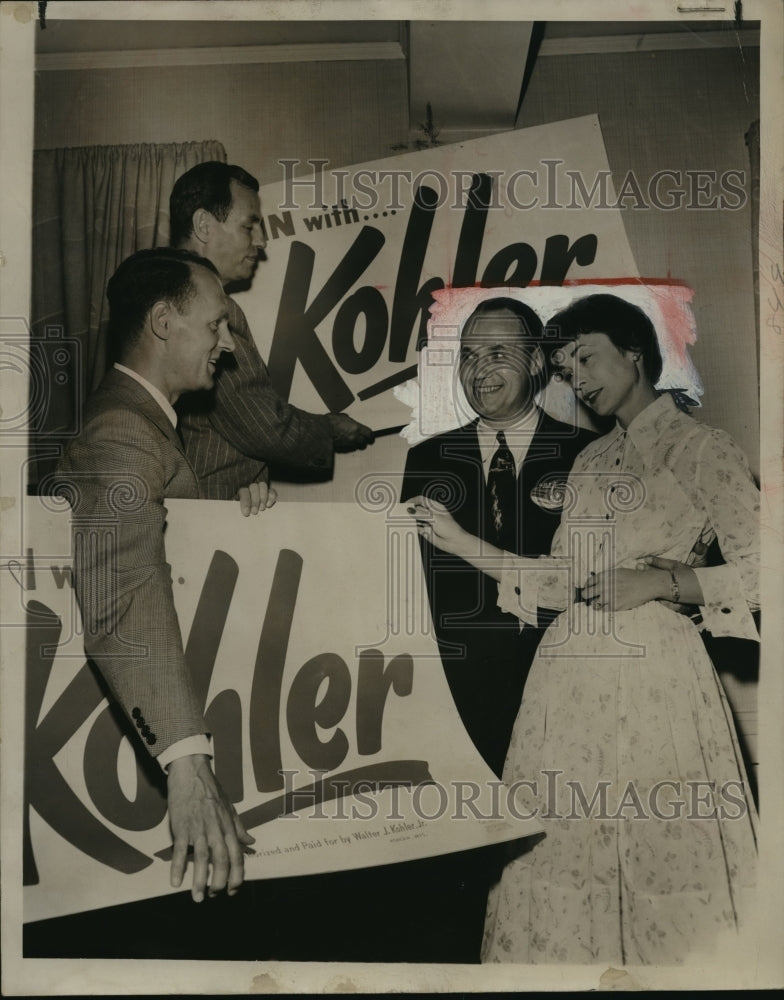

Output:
xmin=35 ymin=18 xmax=758 ymax=136
xmin=34 ymin=17 xmax=751 ymax=54
xmin=35 ymin=20 xmax=406 ymax=53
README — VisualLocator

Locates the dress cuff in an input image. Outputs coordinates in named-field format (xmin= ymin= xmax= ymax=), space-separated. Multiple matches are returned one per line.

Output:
xmin=157 ymin=734 xmax=214 ymax=772
xmin=692 ymin=565 xmax=759 ymax=641
xmin=496 ymin=553 xmax=544 ymax=626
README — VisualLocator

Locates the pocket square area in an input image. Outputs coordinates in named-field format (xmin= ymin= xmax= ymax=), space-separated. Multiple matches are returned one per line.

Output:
xmin=529 ymin=478 xmax=569 ymax=511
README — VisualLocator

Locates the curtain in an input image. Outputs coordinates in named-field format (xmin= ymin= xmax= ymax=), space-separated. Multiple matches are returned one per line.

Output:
xmin=744 ymin=120 xmax=760 ymax=366
xmin=30 ymin=139 xmax=227 ymax=489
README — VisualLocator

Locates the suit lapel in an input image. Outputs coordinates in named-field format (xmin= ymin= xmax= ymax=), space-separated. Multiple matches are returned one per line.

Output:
xmin=518 ymin=410 xmax=577 ymax=555
xmin=439 ymin=420 xmax=483 ymax=463
xmin=518 ymin=409 xmax=547 ymax=496
xmin=448 ymin=416 xmax=546 ymax=546
xmin=102 ymin=368 xmax=186 ymax=454
xmin=428 ymin=413 xmax=571 ymax=555
xmin=439 ymin=422 xmax=485 ymax=536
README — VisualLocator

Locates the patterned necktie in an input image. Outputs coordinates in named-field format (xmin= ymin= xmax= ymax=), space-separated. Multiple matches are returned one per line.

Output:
xmin=487 ymin=430 xmax=517 ymax=552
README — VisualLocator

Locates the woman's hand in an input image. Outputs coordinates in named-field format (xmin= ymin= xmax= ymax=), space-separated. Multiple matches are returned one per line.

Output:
xmin=638 ymin=555 xmax=704 ymax=605
xmin=406 ymin=496 xmax=475 ymax=559
xmin=582 ymin=566 xmax=669 ymax=612
xmin=637 ymin=554 xmax=685 ymax=573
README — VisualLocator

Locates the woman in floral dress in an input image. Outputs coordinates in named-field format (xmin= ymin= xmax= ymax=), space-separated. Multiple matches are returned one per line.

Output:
xmin=409 ymin=293 xmax=759 ymax=965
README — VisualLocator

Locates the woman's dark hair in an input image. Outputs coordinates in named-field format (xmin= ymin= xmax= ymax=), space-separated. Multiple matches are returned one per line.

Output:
xmin=169 ymin=161 xmax=260 ymax=247
xmin=547 ymin=293 xmax=663 ymax=384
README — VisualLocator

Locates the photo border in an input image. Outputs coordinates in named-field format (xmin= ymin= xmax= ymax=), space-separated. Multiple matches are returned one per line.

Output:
xmin=2 ymin=0 xmax=782 ymax=993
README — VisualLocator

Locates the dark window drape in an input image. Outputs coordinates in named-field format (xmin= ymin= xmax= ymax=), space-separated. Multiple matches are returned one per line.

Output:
xmin=29 ymin=139 xmax=227 ymax=489
xmin=744 ymin=119 xmax=760 ymax=367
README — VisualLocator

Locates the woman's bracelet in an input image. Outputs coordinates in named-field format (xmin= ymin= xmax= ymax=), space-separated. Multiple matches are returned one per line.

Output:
xmin=668 ymin=568 xmax=680 ymax=603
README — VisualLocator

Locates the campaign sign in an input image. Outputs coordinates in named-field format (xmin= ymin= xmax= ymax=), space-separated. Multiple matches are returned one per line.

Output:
xmin=238 ymin=114 xmax=639 ymax=429
xmin=15 ymin=496 xmax=540 ymax=923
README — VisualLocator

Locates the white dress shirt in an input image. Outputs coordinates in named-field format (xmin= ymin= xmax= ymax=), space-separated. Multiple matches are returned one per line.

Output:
xmin=476 ymin=406 xmax=541 ymax=480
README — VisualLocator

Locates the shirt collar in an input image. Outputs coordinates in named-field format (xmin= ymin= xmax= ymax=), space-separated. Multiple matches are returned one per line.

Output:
xmin=585 ymin=393 xmax=686 ymax=462
xmin=625 ymin=392 xmax=686 ymax=461
xmin=477 ymin=407 xmax=541 ymax=468
xmin=114 ymin=363 xmax=178 ymax=429
xmin=477 ymin=406 xmax=539 ymax=440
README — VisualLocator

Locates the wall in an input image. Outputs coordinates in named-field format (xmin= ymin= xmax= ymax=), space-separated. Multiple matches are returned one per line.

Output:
xmin=35 ymin=58 xmax=410 ymax=186
xmin=518 ymin=44 xmax=761 ymax=473
xmin=34 ymin=38 xmax=760 ymax=496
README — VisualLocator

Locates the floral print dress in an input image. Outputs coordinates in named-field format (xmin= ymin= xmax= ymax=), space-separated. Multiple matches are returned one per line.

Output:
xmin=482 ymin=394 xmax=759 ymax=965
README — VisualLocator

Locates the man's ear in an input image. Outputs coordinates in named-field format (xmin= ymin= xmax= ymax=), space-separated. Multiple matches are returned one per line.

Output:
xmin=529 ymin=344 xmax=546 ymax=378
xmin=150 ymin=300 xmax=173 ymax=341
xmin=191 ymin=208 xmax=213 ymax=246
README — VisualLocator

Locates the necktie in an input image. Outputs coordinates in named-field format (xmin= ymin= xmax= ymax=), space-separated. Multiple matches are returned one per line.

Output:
xmin=487 ymin=430 xmax=517 ymax=552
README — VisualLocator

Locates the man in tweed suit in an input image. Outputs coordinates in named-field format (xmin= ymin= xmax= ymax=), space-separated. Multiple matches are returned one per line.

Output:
xmin=57 ymin=248 xmax=254 ymax=903
xmin=170 ymin=161 xmax=374 ymax=500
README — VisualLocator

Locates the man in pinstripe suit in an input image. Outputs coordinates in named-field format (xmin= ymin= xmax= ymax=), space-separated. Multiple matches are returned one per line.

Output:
xmin=56 ymin=248 xmax=255 ymax=904
xmin=171 ymin=162 xmax=374 ymax=499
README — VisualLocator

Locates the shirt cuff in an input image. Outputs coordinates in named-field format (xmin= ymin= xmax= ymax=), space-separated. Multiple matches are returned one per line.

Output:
xmin=157 ymin=734 xmax=213 ymax=772
xmin=692 ymin=565 xmax=759 ymax=641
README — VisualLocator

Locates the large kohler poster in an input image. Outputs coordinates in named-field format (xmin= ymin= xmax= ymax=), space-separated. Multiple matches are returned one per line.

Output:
xmin=21 ymin=116 xmax=641 ymax=923
xmin=20 ymin=496 xmax=542 ymax=922
xmin=238 ymin=115 xmax=639 ymax=431
xmin=1 ymin=4 xmax=780 ymax=996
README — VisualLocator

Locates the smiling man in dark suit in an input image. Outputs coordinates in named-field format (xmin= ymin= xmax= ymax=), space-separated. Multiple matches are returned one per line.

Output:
xmin=403 ymin=296 xmax=595 ymax=778
xmin=397 ymin=296 xmax=595 ymax=962
xmin=56 ymin=248 xmax=255 ymax=905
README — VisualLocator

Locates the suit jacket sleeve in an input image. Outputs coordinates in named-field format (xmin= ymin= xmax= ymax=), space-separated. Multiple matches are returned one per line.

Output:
xmin=209 ymin=301 xmax=335 ymax=472
xmin=57 ymin=410 xmax=208 ymax=757
xmin=401 ymin=437 xmax=428 ymax=503
xmin=401 ymin=439 xmax=444 ymax=625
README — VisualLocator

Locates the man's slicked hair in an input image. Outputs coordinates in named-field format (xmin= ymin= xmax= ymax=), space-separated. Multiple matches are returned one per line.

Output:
xmin=461 ymin=297 xmax=544 ymax=343
xmin=169 ymin=161 xmax=260 ymax=247
xmin=106 ymin=247 xmax=219 ymax=363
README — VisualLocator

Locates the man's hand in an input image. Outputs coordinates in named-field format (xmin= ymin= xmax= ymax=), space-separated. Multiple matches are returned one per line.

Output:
xmin=237 ymin=479 xmax=278 ymax=516
xmin=167 ymin=754 xmax=255 ymax=902
xmin=327 ymin=413 xmax=375 ymax=451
